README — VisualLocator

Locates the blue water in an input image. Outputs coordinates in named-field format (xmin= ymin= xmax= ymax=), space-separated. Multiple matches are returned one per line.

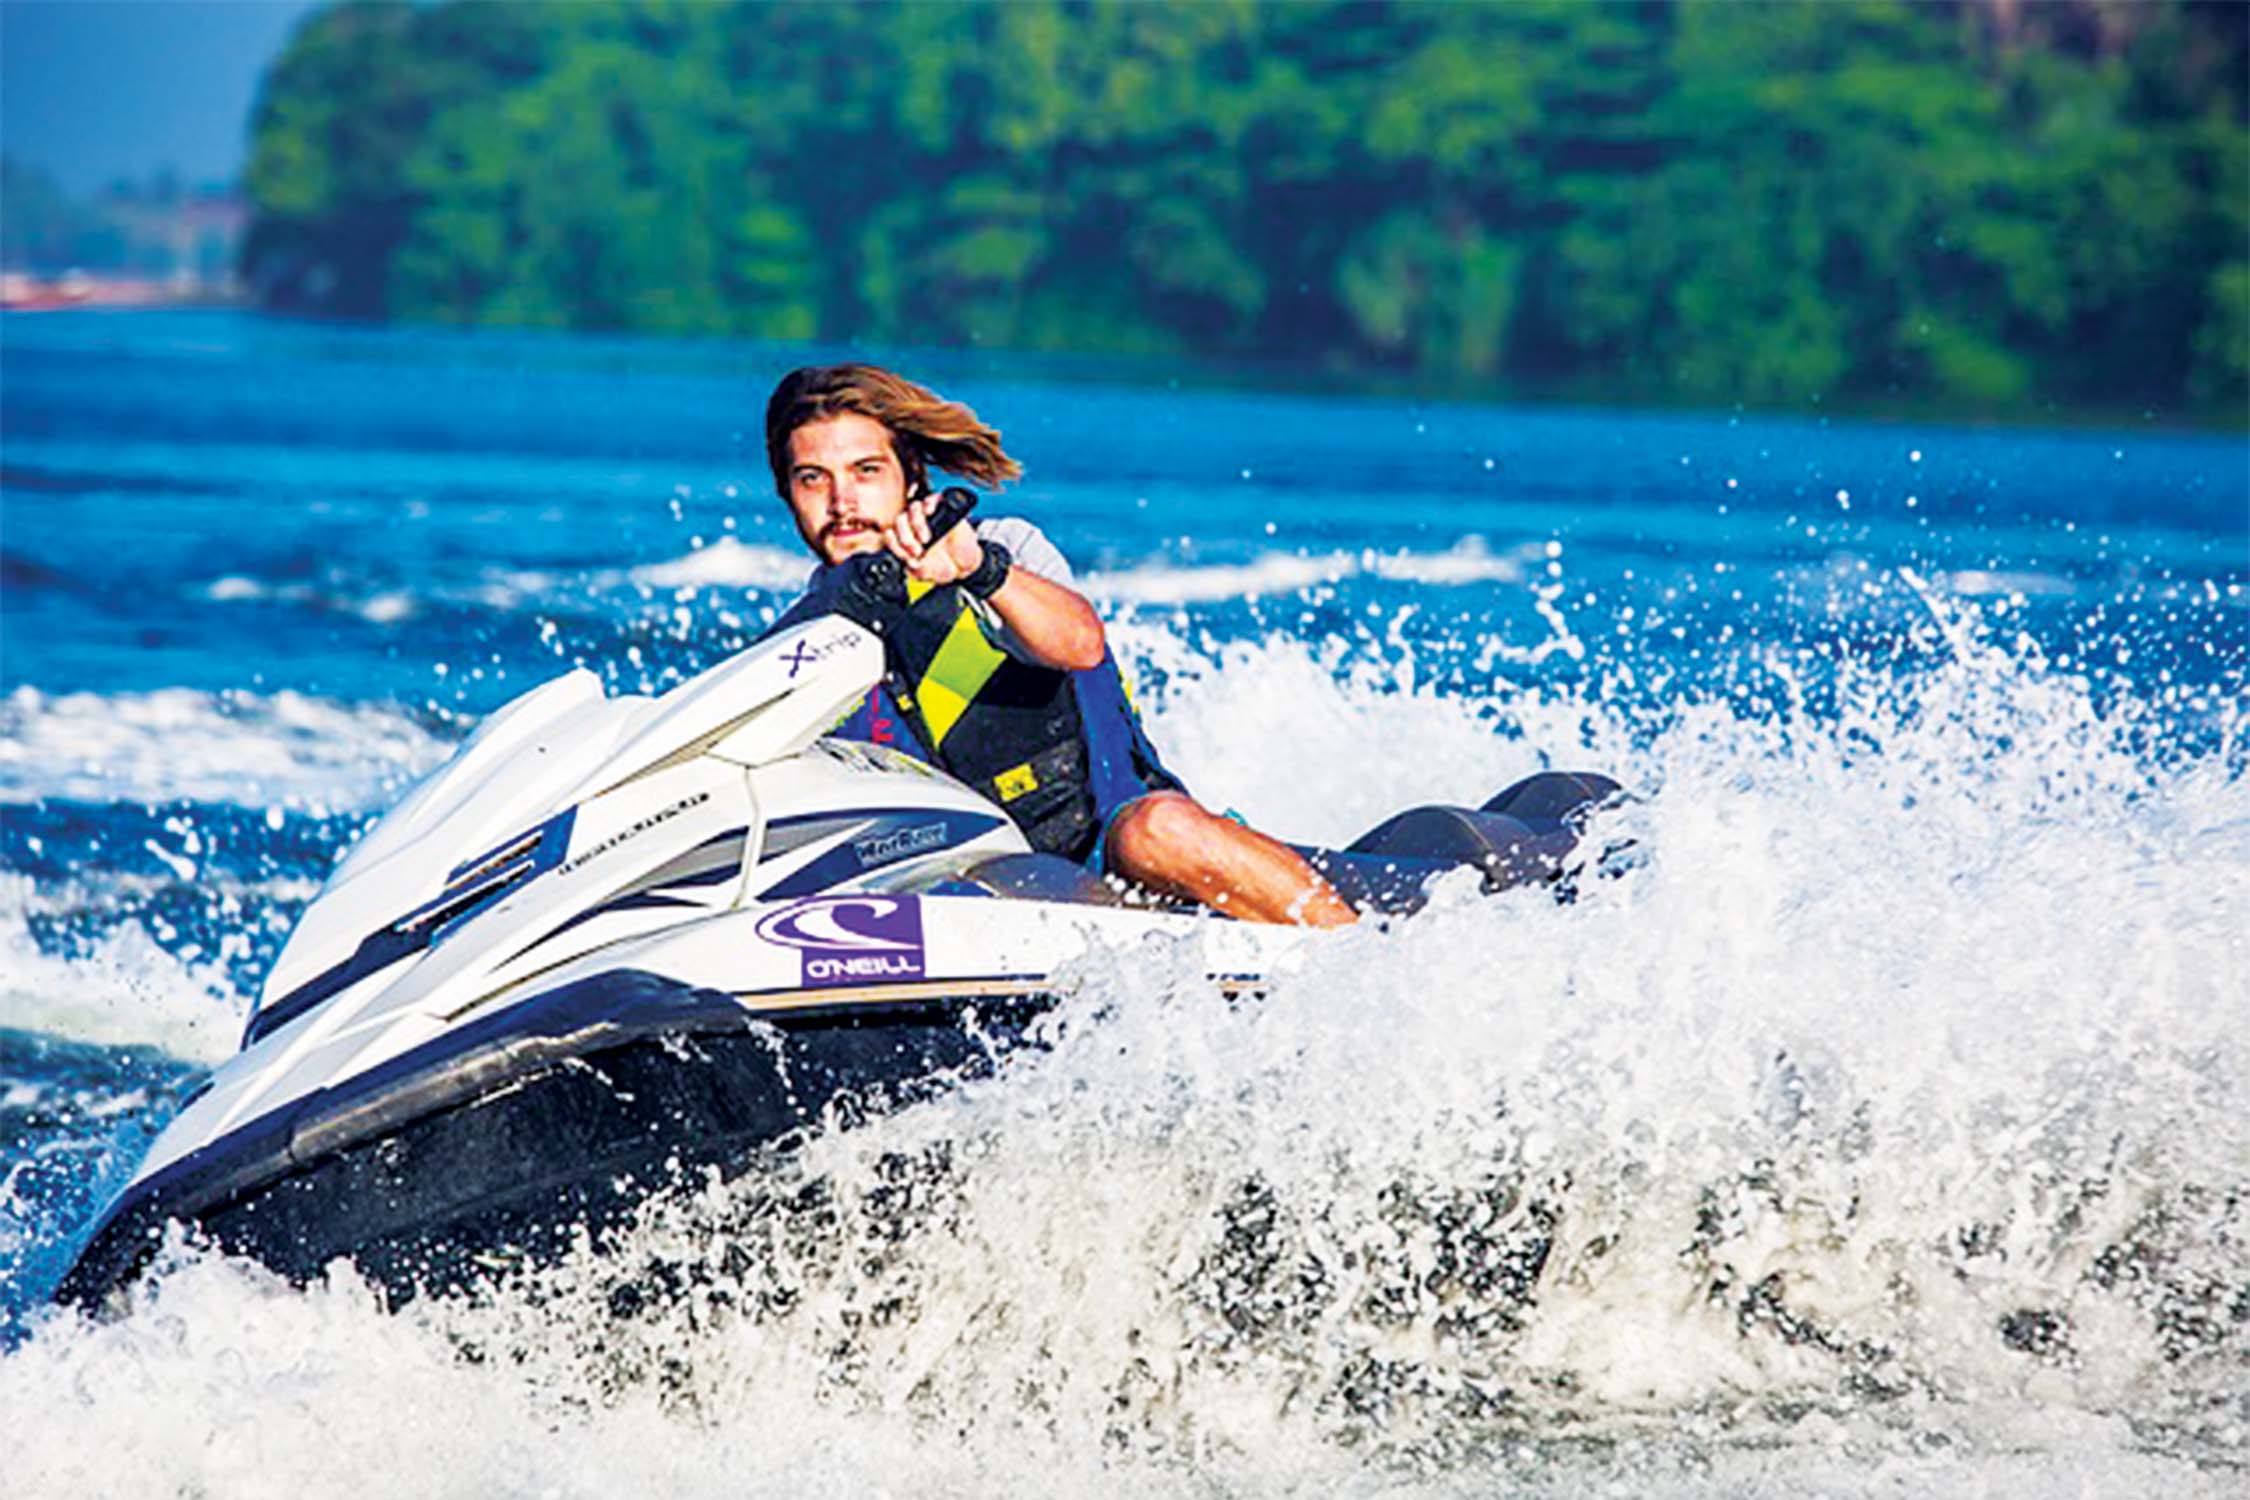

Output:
xmin=2 ymin=310 xmax=2245 ymax=1496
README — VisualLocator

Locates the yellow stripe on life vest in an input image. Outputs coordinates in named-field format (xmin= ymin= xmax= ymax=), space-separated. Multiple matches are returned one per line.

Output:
xmin=915 ymin=603 xmax=1008 ymax=749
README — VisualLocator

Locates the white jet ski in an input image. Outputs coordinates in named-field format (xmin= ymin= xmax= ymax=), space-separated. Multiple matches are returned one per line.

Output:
xmin=59 ymin=516 xmax=1620 ymax=1310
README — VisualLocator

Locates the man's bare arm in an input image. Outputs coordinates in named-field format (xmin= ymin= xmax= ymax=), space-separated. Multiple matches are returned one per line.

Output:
xmin=978 ymin=563 xmax=1106 ymax=670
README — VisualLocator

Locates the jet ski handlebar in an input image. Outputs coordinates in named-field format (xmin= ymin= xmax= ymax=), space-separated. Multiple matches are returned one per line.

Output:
xmin=830 ymin=486 xmax=978 ymax=633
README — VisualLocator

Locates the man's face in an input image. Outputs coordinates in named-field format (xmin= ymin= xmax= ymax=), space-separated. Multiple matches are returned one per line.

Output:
xmin=782 ymin=412 xmax=911 ymax=565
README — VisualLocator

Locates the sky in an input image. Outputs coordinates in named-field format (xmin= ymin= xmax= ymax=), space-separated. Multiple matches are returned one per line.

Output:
xmin=2 ymin=0 xmax=324 ymax=195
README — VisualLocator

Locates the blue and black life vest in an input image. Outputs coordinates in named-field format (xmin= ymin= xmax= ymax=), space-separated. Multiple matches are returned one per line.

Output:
xmin=783 ymin=576 xmax=1182 ymax=860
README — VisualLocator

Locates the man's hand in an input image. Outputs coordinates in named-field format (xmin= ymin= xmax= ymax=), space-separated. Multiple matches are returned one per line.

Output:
xmin=883 ymin=494 xmax=982 ymax=585
xmin=878 ymin=498 xmax=1106 ymax=670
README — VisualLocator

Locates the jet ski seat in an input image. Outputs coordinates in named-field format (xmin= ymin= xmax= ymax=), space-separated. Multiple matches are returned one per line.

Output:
xmin=928 ymin=772 xmax=1623 ymax=919
xmin=929 ymin=852 xmax=1129 ymax=905
xmin=1301 ymin=770 xmax=1626 ymax=915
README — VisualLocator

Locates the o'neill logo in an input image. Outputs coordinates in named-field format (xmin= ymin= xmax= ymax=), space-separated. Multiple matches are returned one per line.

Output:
xmin=753 ymin=895 xmax=926 ymax=989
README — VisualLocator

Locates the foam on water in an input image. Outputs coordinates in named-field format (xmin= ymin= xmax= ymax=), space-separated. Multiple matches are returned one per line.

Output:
xmin=0 ymin=686 xmax=451 ymax=810
xmin=1083 ymin=538 xmax=1530 ymax=605
xmin=437 ymin=537 xmax=1537 ymax=616
xmin=201 ymin=574 xmax=425 ymax=626
xmin=0 ymin=874 xmax=246 ymax=1065
xmin=1 ymin=1249 xmax=2230 ymax=1499
xmin=1111 ymin=617 xmax=1609 ymax=841
xmin=490 ymin=538 xmax=811 ymax=601
xmin=7 ymin=592 xmax=2244 ymax=1495
xmin=620 ymin=537 xmax=817 ymax=594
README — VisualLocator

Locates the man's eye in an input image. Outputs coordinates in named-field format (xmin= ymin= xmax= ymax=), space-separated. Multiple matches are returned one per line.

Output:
xmin=855 ymin=462 xmax=882 ymax=477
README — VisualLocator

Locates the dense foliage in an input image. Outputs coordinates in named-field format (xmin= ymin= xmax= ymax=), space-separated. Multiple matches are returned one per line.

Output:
xmin=242 ymin=0 xmax=2246 ymax=416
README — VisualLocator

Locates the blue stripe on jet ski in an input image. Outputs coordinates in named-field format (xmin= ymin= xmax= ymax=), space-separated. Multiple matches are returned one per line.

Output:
xmin=755 ymin=810 xmax=1005 ymax=899
xmin=447 ymin=820 xmax=549 ymax=886
xmin=757 ymin=808 xmax=972 ymax=854
xmin=243 ymin=924 xmax=423 ymax=1049
xmin=607 ymin=892 xmax=704 ymax=912
xmin=753 ymin=812 xmax=874 ymax=865
xmin=243 ymin=807 xmax=576 ymax=1048
xmin=684 ymin=827 xmax=749 ymax=857
xmin=504 ymin=891 xmax=704 ymax=962
xmin=498 ymin=825 xmax=752 ymax=964
xmin=651 ymin=857 xmax=741 ymax=890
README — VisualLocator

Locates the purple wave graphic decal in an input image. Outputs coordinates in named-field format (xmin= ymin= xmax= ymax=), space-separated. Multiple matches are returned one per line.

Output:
xmin=753 ymin=895 xmax=926 ymax=989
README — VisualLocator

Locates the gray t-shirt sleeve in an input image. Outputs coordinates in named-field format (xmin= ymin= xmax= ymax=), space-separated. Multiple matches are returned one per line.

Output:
xmin=970 ymin=516 xmax=1078 ymax=663
xmin=973 ymin=516 xmax=1073 ymax=586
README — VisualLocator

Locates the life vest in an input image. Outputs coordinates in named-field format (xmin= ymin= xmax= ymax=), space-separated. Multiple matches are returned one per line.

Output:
xmin=869 ymin=578 xmax=1181 ymax=860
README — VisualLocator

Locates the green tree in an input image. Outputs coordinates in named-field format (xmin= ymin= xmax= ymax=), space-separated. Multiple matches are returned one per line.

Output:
xmin=239 ymin=0 xmax=2246 ymax=419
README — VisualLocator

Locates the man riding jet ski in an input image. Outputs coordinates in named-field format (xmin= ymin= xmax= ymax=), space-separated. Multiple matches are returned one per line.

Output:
xmin=54 ymin=374 xmax=1621 ymax=1313
xmin=759 ymin=363 xmax=1359 ymax=926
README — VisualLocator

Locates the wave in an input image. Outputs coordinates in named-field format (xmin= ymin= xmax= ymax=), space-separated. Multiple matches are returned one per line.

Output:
xmin=192 ymin=540 xmax=811 ymax=629
xmin=1084 ymin=537 xmax=1532 ymax=604
xmin=1938 ymin=566 xmax=2080 ymax=599
xmin=5 ymin=598 xmax=2244 ymax=1492
xmin=200 ymin=574 xmax=423 ymax=625
xmin=183 ymin=537 xmax=1538 ymax=638
xmin=504 ymin=603 xmax=2245 ymax=1458
xmin=552 ymin=535 xmax=1532 ymax=608
xmin=0 ymin=687 xmax=453 ymax=810
xmin=620 ymin=537 xmax=813 ymax=593
xmin=487 ymin=538 xmax=816 ymax=604
xmin=0 ymin=548 xmax=77 ymax=595
xmin=0 ymin=874 xmax=246 ymax=1065
xmin=0 ymin=462 xmax=217 ymax=498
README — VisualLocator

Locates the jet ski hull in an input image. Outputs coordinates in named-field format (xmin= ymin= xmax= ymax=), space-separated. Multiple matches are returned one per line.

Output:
xmin=57 ymin=969 xmax=1057 ymax=1309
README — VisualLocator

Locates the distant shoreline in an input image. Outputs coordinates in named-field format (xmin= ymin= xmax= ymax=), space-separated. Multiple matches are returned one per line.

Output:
xmin=0 ymin=271 xmax=242 ymax=314
xmin=5 ymin=298 xmax=2242 ymax=438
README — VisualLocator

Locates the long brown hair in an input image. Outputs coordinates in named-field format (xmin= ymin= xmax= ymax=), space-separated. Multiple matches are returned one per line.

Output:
xmin=765 ymin=363 xmax=1023 ymax=496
